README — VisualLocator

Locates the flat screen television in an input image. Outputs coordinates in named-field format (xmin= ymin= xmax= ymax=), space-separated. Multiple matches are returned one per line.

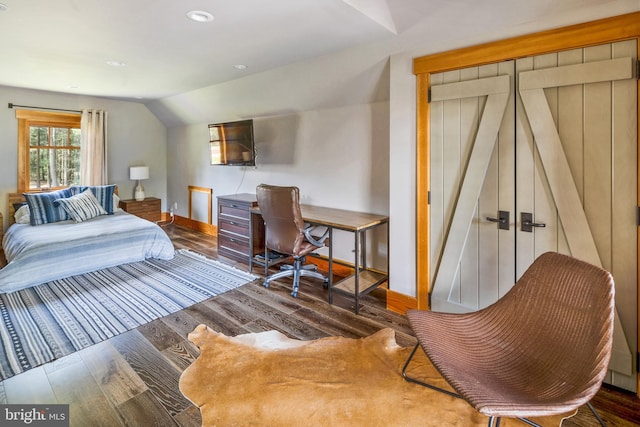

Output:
xmin=208 ymin=119 xmax=255 ymax=166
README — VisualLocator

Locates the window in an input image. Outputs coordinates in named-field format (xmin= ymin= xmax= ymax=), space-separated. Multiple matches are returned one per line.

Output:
xmin=17 ymin=110 xmax=81 ymax=192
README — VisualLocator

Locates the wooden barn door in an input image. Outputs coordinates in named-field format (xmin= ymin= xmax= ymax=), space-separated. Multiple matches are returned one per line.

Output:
xmin=429 ymin=62 xmax=515 ymax=312
xmin=429 ymin=40 xmax=638 ymax=391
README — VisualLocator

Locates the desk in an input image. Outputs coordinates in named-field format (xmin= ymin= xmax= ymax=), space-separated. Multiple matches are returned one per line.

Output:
xmin=249 ymin=201 xmax=389 ymax=314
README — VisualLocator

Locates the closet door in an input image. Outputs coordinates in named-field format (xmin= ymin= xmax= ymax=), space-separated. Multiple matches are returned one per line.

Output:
xmin=429 ymin=62 xmax=515 ymax=312
xmin=515 ymin=40 xmax=637 ymax=390
xmin=429 ymin=40 xmax=637 ymax=391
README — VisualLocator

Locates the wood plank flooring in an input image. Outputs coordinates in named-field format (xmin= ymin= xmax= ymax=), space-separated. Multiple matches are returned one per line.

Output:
xmin=0 ymin=223 xmax=638 ymax=426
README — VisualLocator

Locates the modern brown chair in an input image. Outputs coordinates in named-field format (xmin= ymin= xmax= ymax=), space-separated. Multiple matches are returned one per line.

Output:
xmin=402 ymin=252 xmax=614 ymax=427
xmin=256 ymin=184 xmax=329 ymax=297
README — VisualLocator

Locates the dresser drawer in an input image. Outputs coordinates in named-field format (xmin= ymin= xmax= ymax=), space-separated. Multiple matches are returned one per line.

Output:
xmin=218 ymin=231 xmax=250 ymax=258
xmin=219 ymin=203 xmax=250 ymax=220
xmin=219 ymin=217 xmax=249 ymax=236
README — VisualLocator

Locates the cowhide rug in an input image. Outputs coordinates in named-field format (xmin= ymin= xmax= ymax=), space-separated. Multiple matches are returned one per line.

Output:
xmin=179 ymin=325 xmax=574 ymax=426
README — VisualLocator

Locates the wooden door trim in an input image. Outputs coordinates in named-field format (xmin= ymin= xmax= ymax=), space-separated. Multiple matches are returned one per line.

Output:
xmin=416 ymin=73 xmax=430 ymax=310
xmin=414 ymin=12 xmax=640 ymax=75
xmin=413 ymin=12 xmax=640 ymax=390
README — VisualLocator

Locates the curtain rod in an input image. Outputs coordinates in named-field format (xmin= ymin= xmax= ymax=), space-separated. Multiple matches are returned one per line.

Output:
xmin=8 ymin=102 xmax=81 ymax=113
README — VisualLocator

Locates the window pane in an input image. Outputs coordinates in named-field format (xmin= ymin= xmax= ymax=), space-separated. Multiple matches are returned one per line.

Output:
xmin=29 ymin=147 xmax=80 ymax=189
xmin=70 ymin=128 xmax=81 ymax=147
xmin=30 ymin=147 xmax=50 ymax=189
xmin=30 ymin=127 xmax=48 ymax=147
xmin=52 ymin=127 xmax=69 ymax=147
xmin=55 ymin=149 xmax=80 ymax=186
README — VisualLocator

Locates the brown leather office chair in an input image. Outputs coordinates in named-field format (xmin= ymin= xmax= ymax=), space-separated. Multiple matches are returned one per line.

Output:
xmin=256 ymin=184 xmax=329 ymax=297
xmin=402 ymin=252 xmax=614 ymax=427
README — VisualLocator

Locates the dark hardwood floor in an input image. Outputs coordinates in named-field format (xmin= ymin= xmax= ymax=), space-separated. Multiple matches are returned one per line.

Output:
xmin=0 ymin=223 xmax=638 ymax=426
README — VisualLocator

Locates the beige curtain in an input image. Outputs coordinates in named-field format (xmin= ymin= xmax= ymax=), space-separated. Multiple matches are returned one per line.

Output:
xmin=80 ymin=109 xmax=108 ymax=185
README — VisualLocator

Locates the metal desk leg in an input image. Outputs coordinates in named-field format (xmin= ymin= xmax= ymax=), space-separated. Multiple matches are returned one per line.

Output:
xmin=248 ymin=217 xmax=254 ymax=273
xmin=361 ymin=230 xmax=367 ymax=270
xmin=328 ymin=226 xmax=334 ymax=304
xmin=263 ymin=228 xmax=269 ymax=281
xmin=354 ymin=230 xmax=360 ymax=314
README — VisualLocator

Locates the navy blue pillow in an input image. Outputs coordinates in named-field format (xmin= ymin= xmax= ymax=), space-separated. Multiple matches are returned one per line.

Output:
xmin=70 ymin=184 xmax=116 ymax=214
xmin=23 ymin=188 xmax=74 ymax=225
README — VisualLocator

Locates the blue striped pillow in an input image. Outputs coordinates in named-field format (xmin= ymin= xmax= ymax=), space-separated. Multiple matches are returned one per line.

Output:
xmin=70 ymin=184 xmax=116 ymax=214
xmin=23 ymin=188 xmax=74 ymax=225
xmin=56 ymin=189 xmax=107 ymax=223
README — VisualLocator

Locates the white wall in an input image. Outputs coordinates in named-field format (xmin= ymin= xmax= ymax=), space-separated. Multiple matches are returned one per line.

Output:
xmin=0 ymin=86 xmax=168 ymax=231
xmin=167 ymin=102 xmax=390 ymax=267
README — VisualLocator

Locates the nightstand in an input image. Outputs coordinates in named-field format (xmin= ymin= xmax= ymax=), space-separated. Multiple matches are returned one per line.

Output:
xmin=119 ymin=198 xmax=161 ymax=222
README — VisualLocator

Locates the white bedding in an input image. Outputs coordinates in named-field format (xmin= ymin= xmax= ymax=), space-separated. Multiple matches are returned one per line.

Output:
xmin=0 ymin=211 xmax=175 ymax=293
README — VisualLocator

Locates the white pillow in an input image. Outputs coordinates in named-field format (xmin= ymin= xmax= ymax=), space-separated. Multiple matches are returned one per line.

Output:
xmin=113 ymin=193 xmax=121 ymax=212
xmin=14 ymin=205 xmax=30 ymax=224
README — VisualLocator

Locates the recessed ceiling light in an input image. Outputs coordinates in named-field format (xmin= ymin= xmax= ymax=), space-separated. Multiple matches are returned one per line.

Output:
xmin=234 ymin=64 xmax=248 ymax=70
xmin=0 ymin=3 xmax=7 ymax=12
xmin=106 ymin=60 xmax=126 ymax=67
xmin=186 ymin=10 xmax=214 ymax=23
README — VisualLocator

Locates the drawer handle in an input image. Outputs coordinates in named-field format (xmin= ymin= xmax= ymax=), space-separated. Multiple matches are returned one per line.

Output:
xmin=229 ymin=238 xmax=236 ymax=242
xmin=229 ymin=221 xmax=236 ymax=225
xmin=230 ymin=204 xmax=238 ymax=208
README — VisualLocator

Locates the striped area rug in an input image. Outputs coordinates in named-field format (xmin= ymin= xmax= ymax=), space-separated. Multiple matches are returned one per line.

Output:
xmin=0 ymin=249 xmax=257 ymax=381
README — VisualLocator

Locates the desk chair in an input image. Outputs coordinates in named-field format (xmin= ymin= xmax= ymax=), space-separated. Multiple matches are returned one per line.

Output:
xmin=402 ymin=252 xmax=614 ymax=427
xmin=256 ymin=184 xmax=329 ymax=297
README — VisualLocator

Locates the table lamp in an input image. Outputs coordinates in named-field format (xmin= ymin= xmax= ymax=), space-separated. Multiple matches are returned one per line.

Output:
xmin=129 ymin=166 xmax=149 ymax=201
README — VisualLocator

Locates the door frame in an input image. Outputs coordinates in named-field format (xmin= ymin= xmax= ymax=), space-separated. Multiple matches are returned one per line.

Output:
xmin=414 ymin=12 xmax=640 ymax=392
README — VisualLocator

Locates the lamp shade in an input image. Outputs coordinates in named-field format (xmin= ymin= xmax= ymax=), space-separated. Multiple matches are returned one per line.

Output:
xmin=129 ymin=166 xmax=149 ymax=180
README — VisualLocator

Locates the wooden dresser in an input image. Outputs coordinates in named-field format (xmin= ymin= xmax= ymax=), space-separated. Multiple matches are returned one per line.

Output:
xmin=119 ymin=197 xmax=161 ymax=222
xmin=217 ymin=193 xmax=264 ymax=265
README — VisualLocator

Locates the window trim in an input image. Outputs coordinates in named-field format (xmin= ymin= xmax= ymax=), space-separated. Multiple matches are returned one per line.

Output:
xmin=16 ymin=109 xmax=81 ymax=192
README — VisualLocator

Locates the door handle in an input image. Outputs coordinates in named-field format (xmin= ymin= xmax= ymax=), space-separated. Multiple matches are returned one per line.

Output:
xmin=521 ymin=212 xmax=546 ymax=232
xmin=486 ymin=210 xmax=510 ymax=230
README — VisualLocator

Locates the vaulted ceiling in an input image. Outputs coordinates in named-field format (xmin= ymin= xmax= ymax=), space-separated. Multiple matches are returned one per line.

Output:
xmin=0 ymin=0 xmax=634 ymax=102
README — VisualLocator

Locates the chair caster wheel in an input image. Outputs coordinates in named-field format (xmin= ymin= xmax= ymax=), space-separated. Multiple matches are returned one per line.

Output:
xmin=291 ymin=290 xmax=298 ymax=298
xmin=263 ymin=281 xmax=270 ymax=289
xmin=323 ymin=279 xmax=329 ymax=289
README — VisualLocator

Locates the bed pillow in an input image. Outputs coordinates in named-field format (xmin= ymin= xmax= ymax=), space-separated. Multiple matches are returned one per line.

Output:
xmin=13 ymin=202 xmax=26 ymax=211
xmin=23 ymin=188 xmax=73 ymax=225
xmin=56 ymin=189 xmax=108 ymax=223
xmin=14 ymin=205 xmax=30 ymax=224
xmin=71 ymin=184 xmax=117 ymax=214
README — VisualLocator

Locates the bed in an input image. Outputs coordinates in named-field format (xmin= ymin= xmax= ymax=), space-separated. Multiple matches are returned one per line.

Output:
xmin=0 ymin=186 xmax=175 ymax=293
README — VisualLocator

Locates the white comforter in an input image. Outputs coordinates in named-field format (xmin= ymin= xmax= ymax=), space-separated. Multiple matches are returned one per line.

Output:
xmin=0 ymin=211 xmax=175 ymax=293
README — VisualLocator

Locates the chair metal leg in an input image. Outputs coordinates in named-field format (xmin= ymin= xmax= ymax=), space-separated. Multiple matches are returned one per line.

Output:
xmin=586 ymin=401 xmax=606 ymax=426
xmin=291 ymin=259 xmax=302 ymax=297
xmin=263 ymin=256 xmax=329 ymax=298
xmin=517 ymin=418 xmax=541 ymax=427
xmin=515 ymin=402 xmax=604 ymax=427
xmin=281 ymin=263 xmax=318 ymax=272
xmin=401 ymin=343 xmax=461 ymax=399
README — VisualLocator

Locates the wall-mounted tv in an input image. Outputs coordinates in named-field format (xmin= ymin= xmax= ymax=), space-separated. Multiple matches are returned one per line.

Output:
xmin=208 ymin=119 xmax=255 ymax=166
